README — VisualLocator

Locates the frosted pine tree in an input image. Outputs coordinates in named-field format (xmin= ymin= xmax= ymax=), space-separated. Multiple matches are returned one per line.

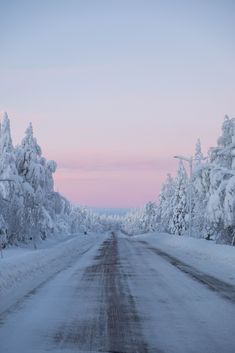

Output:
xmin=0 ymin=113 xmax=18 ymax=196
xmin=192 ymin=165 xmax=211 ymax=237
xmin=210 ymin=115 xmax=234 ymax=168
xmin=0 ymin=112 xmax=13 ymax=154
xmin=15 ymin=123 xmax=58 ymax=244
xmin=142 ymin=202 xmax=158 ymax=232
xmin=15 ymin=123 xmax=42 ymax=244
xmin=157 ymin=173 xmax=175 ymax=232
xmin=206 ymin=116 xmax=235 ymax=244
xmin=191 ymin=139 xmax=210 ymax=237
xmin=0 ymin=113 xmax=24 ymax=244
xmin=16 ymin=123 xmax=45 ymax=190
xmin=194 ymin=138 xmax=204 ymax=167
xmin=170 ymin=160 xmax=188 ymax=235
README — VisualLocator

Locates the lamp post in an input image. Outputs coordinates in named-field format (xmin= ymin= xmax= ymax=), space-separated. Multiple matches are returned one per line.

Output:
xmin=174 ymin=155 xmax=193 ymax=238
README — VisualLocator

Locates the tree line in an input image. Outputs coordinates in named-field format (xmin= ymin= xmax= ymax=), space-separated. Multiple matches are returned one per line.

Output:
xmin=0 ymin=113 xmax=110 ymax=248
xmin=122 ymin=115 xmax=235 ymax=245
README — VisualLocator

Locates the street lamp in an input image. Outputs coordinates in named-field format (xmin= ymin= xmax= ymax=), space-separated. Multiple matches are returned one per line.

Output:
xmin=173 ymin=155 xmax=193 ymax=238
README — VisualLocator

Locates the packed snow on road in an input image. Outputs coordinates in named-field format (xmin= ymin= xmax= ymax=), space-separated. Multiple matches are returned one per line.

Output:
xmin=1 ymin=231 xmax=235 ymax=353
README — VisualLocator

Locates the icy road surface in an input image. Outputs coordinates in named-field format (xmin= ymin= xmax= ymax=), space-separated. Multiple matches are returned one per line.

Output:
xmin=1 ymin=233 xmax=235 ymax=353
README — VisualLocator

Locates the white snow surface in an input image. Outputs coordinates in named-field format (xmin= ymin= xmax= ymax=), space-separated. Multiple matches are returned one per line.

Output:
xmin=0 ymin=232 xmax=107 ymax=314
xmin=1 ymin=231 xmax=235 ymax=352
xmin=133 ymin=231 xmax=235 ymax=285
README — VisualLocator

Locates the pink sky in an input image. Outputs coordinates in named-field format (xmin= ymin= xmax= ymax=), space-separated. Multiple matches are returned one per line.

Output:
xmin=53 ymin=153 xmax=176 ymax=207
xmin=4 ymin=99 xmax=234 ymax=208
xmin=1 ymin=1 xmax=235 ymax=207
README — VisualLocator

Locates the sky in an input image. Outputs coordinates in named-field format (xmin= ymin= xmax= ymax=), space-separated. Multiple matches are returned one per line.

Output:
xmin=0 ymin=0 xmax=235 ymax=208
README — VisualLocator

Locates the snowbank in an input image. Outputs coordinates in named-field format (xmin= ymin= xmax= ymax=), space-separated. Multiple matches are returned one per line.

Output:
xmin=0 ymin=232 xmax=105 ymax=313
xmin=133 ymin=232 xmax=235 ymax=286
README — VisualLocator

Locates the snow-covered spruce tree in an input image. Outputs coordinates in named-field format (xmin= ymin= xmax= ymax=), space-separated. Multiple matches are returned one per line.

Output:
xmin=156 ymin=173 xmax=175 ymax=232
xmin=206 ymin=116 xmax=235 ymax=244
xmin=0 ymin=113 xmax=25 ymax=244
xmin=192 ymin=168 xmax=211 ymax=238
xmin=139 ymin=201 xmax=157 ymax=233
xmin=194 ymin=138 xmax=204 ymax=167
xmin=170 ymin=160 xmax=188 ymax=235
xmin=132 ymin=207 xmax=149 ymax=234
xmin=15 ymin=122 xmax=44 ymax=189
xmin=190 ymin=139 xmax=210 ymax=238
xmin=143 ymin=201 xmax=158 ymax=232
xmin=15 ymin=121 xmax=71 ymax=243
xmin=210 ymin=115 xmax=234 ymax=168
xmin=15 ymin=123 xmax=47 ymax=244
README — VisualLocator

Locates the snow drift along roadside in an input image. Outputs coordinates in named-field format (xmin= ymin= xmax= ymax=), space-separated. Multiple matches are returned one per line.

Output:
xmin=133 ymin=232 xmax=235 ymax=286
xmin=0 ymin=233 xmax=106 ymax=314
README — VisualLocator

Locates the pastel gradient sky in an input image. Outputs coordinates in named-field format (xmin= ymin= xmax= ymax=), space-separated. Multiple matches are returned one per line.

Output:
xmin=0 ymin=0 xmax=235 ymax=207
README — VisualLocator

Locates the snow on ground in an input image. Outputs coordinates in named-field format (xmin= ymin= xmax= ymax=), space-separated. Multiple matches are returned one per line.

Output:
xmin=122 ymin=234 xmax=235 ymax=353
xmin=0 ymin=232 xmax=107 ymax=314
xmin=133 ymin=232 xmax=235 ymax=286
xmin=1 ymin=232 xmax=235 ymax=352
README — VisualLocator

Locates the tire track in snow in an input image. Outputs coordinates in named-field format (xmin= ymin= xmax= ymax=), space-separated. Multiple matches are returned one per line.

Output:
xmin=0 ymin=240 xmax=98 ymax=320
xmin=138 ymin=240 xmax=235 ymax=304
xmin=54 ymin=234 xmax=151 ymax=353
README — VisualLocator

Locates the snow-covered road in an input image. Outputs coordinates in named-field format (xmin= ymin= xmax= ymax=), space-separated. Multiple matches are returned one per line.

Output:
xmin=1 ymin=232 xmax=235 ymax=353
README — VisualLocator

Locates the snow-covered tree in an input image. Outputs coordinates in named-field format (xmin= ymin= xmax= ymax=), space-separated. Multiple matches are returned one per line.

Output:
xmin=170 ymin=160 xmax=188 ymax=235
xmin=0 ymin=113 xmax=24 ymax=244
xmin=205 ymin=116 xmax=235 ymax=243
xmin=143 ymin=201 xmax=158 ymax=232
xmin=189 ymin=139 xmax=210 ymax=237
xmin=194 ymin=138 xmax=204 ymax=167
xmin=156 ymin=174 xmax=175 ymax=232
xmin=191 ymin=164 xmax=211 ymax=237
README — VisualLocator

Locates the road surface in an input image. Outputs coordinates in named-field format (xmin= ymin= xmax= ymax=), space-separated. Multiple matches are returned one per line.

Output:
xmin=1 ymin=232 xmax=235 ymax=353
